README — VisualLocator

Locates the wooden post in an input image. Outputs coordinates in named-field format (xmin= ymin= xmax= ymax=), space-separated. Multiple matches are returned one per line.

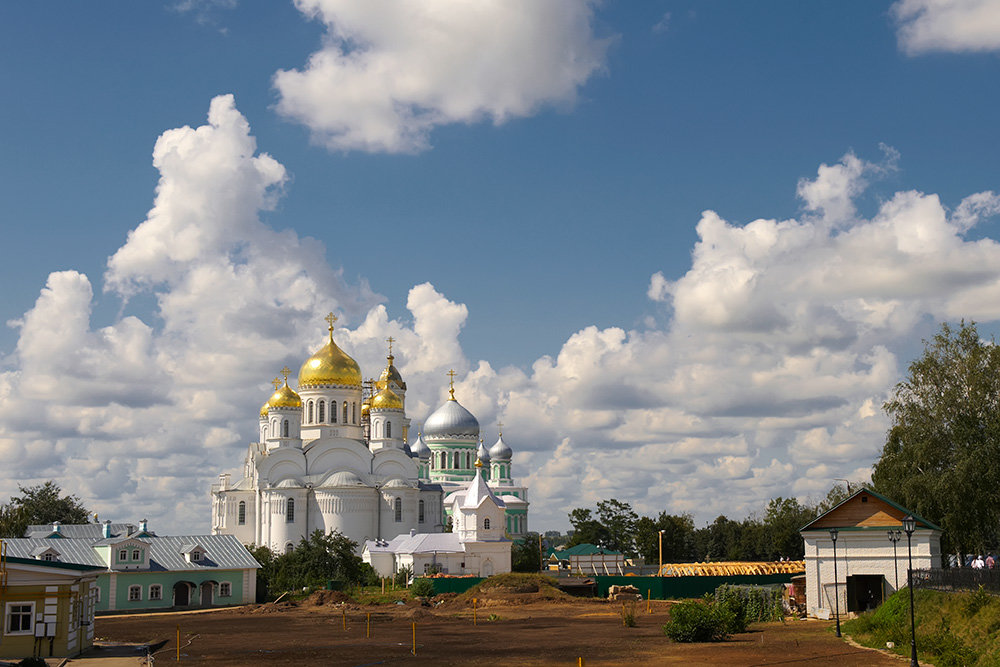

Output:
xmin=176 ymin=624 xmax=180 ymax=662
xmin=412 ymin=622 xmax=416 ymax=655
xmin=366 ymin=613 xmax=371 ymax=639
xmin=342 ymin=606 xmax=347 ymax=630
xmin=647 ymin=589 xmax=651 ymax=614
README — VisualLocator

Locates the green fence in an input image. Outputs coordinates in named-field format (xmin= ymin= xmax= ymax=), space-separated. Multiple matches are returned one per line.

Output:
xmin=421 ymin=577 xmax=484 ymax=595
xmin=594 ymin=574 xmax=794 ymax=599
xmin=417 ymin=573 xmax=793 ymax=598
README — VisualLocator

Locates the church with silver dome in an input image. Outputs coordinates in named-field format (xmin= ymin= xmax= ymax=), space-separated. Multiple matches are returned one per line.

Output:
xmin=210 ymin=314 xmax=529 ymax=555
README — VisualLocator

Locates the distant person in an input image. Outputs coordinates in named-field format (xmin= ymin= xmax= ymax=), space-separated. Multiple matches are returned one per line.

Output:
xmin=987 ymin=554 xmax=996 ymax=569
xmin=973 ymin=555 xmax=985 ymax=569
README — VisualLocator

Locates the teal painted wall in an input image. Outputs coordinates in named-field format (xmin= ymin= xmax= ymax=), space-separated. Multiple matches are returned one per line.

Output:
xmin=96 ymin=569 xmax=249 ymax=612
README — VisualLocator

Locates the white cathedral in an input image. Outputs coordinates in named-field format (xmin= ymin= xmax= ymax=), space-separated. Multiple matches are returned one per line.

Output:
xmin=210 ymin=315 xmax=529 ymax=556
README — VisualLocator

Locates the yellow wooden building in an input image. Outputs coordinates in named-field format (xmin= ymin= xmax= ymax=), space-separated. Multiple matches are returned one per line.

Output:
xmin=1 ymin=545 xmax=103 ymax=660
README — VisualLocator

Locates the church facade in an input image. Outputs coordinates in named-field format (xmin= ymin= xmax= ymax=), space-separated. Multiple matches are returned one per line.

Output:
xmin=210 ymin=315 xmax=529 ymax=553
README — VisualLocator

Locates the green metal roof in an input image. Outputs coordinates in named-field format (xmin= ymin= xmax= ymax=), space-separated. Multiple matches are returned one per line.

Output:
xmin=550 ymin=543 xmax=623 ymax=558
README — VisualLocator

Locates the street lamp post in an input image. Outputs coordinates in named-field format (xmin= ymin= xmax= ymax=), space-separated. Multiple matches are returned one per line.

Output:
xmin=658 ymin=530 xmax=665 ymax=576
xmin=829 ymin=528 xmax=841 ymax=637
xmin=902 ymin=515 xmax=918 ymax=667
xmin=888 ymin=529 xmax=902 ymax=591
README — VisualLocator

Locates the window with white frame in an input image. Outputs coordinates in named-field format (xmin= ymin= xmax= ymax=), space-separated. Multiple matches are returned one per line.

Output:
xmin=238 ymin=501 xmax=246 ymax=525
xmin=132 ymin=549 xmax=140 ymax=561
xmin=394 ymin=497 xmax=402 ymax=522
xmin=128 ymin=585 xmax=142 ymax=602
xmin=219 ymin=582 xmax=232 ymax=597
xmin=118 ymin=549 xmax=127 ymax=561
xmin=5 ymin=602 xmax=34 ymax=634
xmin=149 ymin=584 xmax=162 ymax=600
xmin=190 ymin=551 xmax=203 ymax=562
xmin=419 ymin=499 xmax=425 ymax=523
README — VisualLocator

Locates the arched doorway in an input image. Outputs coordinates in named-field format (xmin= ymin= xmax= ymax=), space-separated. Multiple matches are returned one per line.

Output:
xmin=173 ymin=582 xmax=192 ymax=606
xmin=482 ymin=560 xmax=494 ymax=577
xmin=200 ymin=582 xmax=214 ymax=606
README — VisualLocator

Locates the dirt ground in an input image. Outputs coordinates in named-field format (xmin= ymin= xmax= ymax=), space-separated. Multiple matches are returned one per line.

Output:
xmin=93 ymin=594 xmax=906 ymax=666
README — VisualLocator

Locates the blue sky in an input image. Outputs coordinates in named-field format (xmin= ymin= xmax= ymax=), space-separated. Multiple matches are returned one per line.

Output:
xmin=1 ymin=0 xmax=999 ymax=534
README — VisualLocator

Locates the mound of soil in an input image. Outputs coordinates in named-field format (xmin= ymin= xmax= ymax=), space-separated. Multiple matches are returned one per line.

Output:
xmin=307 ymin=590 xmax=353 ymax=606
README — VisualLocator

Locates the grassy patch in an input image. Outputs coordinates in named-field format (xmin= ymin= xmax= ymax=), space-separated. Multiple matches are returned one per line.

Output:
xmin=454 ymin=573 xmax=568 ymax=602
xmin=844 ymin=588 xmax=1000 ymax=666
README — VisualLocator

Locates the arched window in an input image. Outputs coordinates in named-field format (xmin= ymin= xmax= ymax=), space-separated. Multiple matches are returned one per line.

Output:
xmin=285 ymin=543 xmax=294 ymax=554
xmin=238 ymin=501 xmax=246 ymax=525
xmin=466 ymin=452 xmax=471 ymax=468
xmin=484 ymin=518 xmax=491 ymax=530
xmin=343 ymin=402 xmax=349 ymax=423
xmin=331 ymin=401 xmax=337 ymax=423
xmin=454 ymin=452 xmax=461 ymax=469
xmin=286 ymin=498 xmax=295 ymax=523
xmin=307 ymin=401 xmax=314 ymax=423
xmin=386 ymin=421 xmax=392 ymax=438
xmin=318 ymin=400 xmax=325 ymax=423
xmin=394 ymin=497 xmax=402 ymax=522
xmin=419 ymin=500 xmax=425 ymax=523
xmin=352 ymin=402 xmax=357 ymax=423
xmin=282 ymin=420 xmax=289 ymax=437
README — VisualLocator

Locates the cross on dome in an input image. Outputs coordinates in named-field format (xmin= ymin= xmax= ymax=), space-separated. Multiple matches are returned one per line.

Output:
xmin=280 ymin=366 xmax=291 ymax=383
xmin=447 ymin=369 xmax=456 ymax=400
xmin=497 ymin=420 xmax=504 ymax=436
xmin=271 ymin=377 xmax=282 ymax=390
xmin=386 ymin=336 xmax=395 ymax=356
xmin=325 ymin=312 xmax=338 ymax=335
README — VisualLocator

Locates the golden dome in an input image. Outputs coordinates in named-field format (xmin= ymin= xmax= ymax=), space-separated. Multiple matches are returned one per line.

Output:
xmin=259 ymin=402 xmax=269 ymax=418
xmin=298 ymin=316 xmax=362 ymax=388
xmin=268 ymin=382 xmax=302 ymax=409
xmin=371 ymin=385 xmax=403 ymax=411
xmin=375 ymin=354 xmax=406 ymax=391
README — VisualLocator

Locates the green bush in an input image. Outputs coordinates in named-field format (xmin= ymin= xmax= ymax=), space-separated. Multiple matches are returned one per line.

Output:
xmin=410 ymin=578 xmax=436 ymax=598
xmin=662 ymin=600 xmax=735 ymax=642
xmin=394 ymin=565 xmax=413 ymax=588
xmin=713 ymin=584 xmax=784 ymax=633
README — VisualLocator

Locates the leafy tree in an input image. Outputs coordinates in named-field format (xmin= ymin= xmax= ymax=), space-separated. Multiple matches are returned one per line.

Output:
xmin=872 ymin=321 xmax=1000 ymax=555
xmin=595 ymin=499 xmax=639 ymax=556
xmin=636 ymin=513 xmax=695 ymax=565
xmin=759 ymin=497 xmax=816 ymax=560
xmin=512 ymin=532 xmax=542 ymax=572
xmin=567 ymin=508 xmax=609 ymax=548
xmin=0 ymin=481 xmax=91 ymax=538
xmin=249 ymin=530 xmax=372 ymax=598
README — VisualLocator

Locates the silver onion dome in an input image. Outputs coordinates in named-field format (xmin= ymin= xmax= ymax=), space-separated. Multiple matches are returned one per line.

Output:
xmin=489 ymin=434 xmax=512 ymax=460
xmin=476 ymin=439 xmax=491 ymax=464
xmin=423 ymin=398 xmax=479 ymax=440
xmin=410 ymin=433 xmax=431 ymax=459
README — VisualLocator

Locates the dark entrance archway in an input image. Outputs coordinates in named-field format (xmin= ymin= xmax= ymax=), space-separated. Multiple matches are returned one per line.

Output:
xmin=173 ymin=582 xmax=192 ymax=606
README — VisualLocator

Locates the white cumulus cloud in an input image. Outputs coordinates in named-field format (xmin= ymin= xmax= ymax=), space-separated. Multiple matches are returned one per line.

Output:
xmin=273 ymin=0 xmax=610 ymax=153
xmin=892 ymin=0 xmax=1000 ymax=54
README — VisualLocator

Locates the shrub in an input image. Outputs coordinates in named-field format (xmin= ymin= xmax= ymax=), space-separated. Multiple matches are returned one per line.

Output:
xmin=410 ymin=578 xmax=436 ymax=598
xmin=662 ymin=600 xmax=735 ymax=642
xmin=620 ymin=601 xmax=638 ymax=628
xmin=394 ymin=565 xmax=413 ymax=588
xmin=713 ymin=584 xmax=784 ymax=633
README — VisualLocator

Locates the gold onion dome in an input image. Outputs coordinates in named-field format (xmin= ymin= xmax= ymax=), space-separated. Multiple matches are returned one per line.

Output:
xmin=298 ymin=314 xmax=362 ymax=388
xmin=372 ymin=385 xmax=403 ymax=410
xmin=259 ymin=402 xmax=269 ymax=418
xmin=268 ymin=382 xmax=302 ymax=409
xmin=376 ymin=355 xmax=406 ymax=390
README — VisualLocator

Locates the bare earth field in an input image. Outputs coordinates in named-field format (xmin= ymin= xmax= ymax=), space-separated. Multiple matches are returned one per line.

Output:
xmin=93 ymin=595 xmax=905 ymax=666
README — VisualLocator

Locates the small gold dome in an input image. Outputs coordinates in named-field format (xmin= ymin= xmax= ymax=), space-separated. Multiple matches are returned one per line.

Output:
xmin=259 ymin=402 xmax=269 ymax=418
xmin=375 ymin=354 xmax=406 ymax=391
xmin=268 ymin=383 xmax=302 ymax=409
xmin=298 ymin=318 xmax=362 ymax=388
xmin=371 ymin=385 xmax=403 ymax=410
xmin=361 ymin=402 xmax=371 ymax=416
